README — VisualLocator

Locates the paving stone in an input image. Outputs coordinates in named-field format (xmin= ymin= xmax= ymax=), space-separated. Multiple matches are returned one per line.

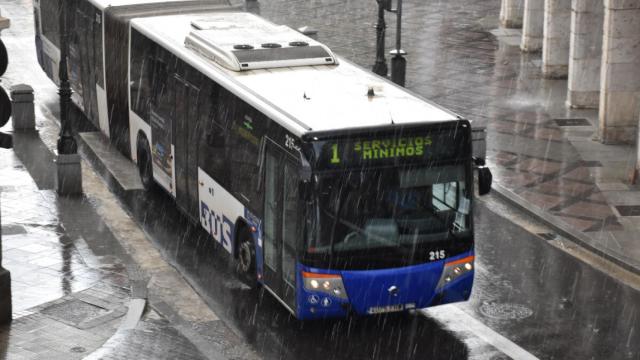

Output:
xmin=85 ymin=312 xmax=207 ymax=360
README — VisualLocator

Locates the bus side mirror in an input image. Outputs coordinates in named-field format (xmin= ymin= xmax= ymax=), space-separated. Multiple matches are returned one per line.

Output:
xmin=477 ymin=167 xmax=492 ymax=196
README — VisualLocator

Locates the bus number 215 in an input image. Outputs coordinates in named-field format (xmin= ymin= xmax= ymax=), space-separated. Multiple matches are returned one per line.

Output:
xmin=429 ymin=250 xmax=446 ymax=261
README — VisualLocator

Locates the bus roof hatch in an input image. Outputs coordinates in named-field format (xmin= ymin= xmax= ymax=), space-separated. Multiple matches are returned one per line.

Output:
xmin=184 ymin=13 xmax=337 ymax=71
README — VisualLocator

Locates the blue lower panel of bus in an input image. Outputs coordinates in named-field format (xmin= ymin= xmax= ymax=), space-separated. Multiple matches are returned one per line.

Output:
xmin=296 ymin=251 xmax=474 ymax=319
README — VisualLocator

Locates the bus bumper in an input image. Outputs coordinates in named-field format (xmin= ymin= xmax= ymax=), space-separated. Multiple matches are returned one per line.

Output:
xmin=296 ymin=252 xmax=474 ymax=320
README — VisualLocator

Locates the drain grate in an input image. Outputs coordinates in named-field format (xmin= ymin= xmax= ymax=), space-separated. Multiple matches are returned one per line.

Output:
xmin=42 ymin=299 xmax=109 ymax=327
xmin=479 ymin=302 xmax=533 ymax=320
xmin=616 ymin=205 xmax=640 ymax=217
xmin=554 ymin=118 xmax=591 ymax=127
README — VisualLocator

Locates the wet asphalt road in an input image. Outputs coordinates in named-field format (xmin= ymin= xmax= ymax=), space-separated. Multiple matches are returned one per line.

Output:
xmin=1 ymin=0 xmax=638 ymax=358
xmin=105 ymin=178 xmax=639 ymax=360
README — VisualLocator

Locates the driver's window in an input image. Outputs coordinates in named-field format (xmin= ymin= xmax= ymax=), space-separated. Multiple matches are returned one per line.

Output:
xmin=432 ymin=182 xmax=457 ymax=210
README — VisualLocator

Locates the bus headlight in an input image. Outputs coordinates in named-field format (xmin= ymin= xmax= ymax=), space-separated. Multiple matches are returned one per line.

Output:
xmin=302 ymin=271 xmax=348 ymax=300
xmin=436 ymin=255 xmax=474 ymax=290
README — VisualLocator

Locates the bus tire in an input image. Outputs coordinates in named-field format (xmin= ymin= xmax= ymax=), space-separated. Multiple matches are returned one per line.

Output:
xmin=236 ymin=226 xmax=257 ymax=288
xmin=137 ymin=135 xmax=155 ymax=191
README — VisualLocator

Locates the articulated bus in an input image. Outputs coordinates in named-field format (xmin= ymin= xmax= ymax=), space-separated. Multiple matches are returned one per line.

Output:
xmin=33 ymin=0 xmax=234 ymax=155
xmin=34 ymin=4 xmax=493 ymax=319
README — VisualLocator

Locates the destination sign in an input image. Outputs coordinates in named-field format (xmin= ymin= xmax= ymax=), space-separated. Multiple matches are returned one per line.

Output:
xmin=351 ymin=136 xmax=432 ymax=161
xmin=315 ymin=130 xmax=468 ymax=169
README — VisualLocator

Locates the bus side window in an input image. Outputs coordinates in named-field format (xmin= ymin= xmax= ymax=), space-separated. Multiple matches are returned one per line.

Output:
xmin=93 ymin=8 xmax=103 ymax=88
xmin=198 ymin=83 xmax=231 ymax=187
xmin=150 ymin=60 xmax=167 ymax=108
xmin=228 ymin=106 xmax=265 ymax=209
xmin=130 ymin=30 xmax=155 ymax=120
xmin=40 ymin=0 xmax=61 ymax=47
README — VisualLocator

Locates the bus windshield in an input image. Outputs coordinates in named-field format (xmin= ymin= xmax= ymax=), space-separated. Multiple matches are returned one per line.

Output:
xmin=308 ymin=164 xmax=470 ymax=255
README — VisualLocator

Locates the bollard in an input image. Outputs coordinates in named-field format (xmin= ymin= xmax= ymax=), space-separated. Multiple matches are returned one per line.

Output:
xmin=56 ymin=153 xmax=82 ymax=196
xmin=10 ymin=84 xmax=35 ymax=131
xmin=390 ymin=50 xmax=406 ymax=87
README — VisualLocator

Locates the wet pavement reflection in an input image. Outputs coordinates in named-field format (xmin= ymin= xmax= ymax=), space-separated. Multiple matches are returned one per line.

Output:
xmin=106 ymin=179 xmax=638 ymax=359
xmin=256 ymin=0 xmax=640 ymax=271
xmin=117 ymin=189 xmax=470 ymax=360
xmin=0 ymin=131 xmax=137 ymax=358
xmin=0 ymin=0 xmax=639 ymax=358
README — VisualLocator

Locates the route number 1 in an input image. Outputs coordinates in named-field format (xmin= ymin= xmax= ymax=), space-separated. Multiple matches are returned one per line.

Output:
xmin=330 ymin=143 xmax=341 ymax=164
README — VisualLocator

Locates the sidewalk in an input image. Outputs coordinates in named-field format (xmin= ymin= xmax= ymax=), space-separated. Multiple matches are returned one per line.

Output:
xmin=257 ymin=0 xmax=640 ymax=274
xmin=0 ymin=130 xmax=213 ymax=359
xmin=1 ymin=133 xmax=135 ymax=358
xmin=0 ymin=2 xmax=260 ymax=358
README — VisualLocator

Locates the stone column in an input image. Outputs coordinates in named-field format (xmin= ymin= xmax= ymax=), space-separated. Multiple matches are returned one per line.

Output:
xmin=567 ymin=0 xmax=604 ymax=108
xmin=598 ymin=0 xmax=640 ymax=144
xmin=521 ymin=0 xmax=545 ymax=52
xmin=542 ymin=0 xmax=572 ymax=78
xmin=501 ymin=0 xmax=525 ymax=28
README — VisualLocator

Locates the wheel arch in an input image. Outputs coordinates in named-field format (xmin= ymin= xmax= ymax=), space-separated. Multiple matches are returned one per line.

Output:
xmin=135 ymin=129 xmax=150 ymax=163
xmin=233 ymin=217 xmax=251 ymax=259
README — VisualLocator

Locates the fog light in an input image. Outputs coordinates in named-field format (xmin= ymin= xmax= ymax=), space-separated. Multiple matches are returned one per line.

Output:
xmin=436 ymin=255 xmax=475 ymax=290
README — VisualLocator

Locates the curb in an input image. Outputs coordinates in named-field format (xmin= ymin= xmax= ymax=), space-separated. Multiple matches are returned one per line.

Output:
xmin=82 ymin=266 xmax=148 ymax=360
xmin=74 ymin=131 xmax=247 ymax=360
xmin=149 ymin=299 xmax=228 ymax=360
xmin=491 ymin=183 xmax=640 ymax=276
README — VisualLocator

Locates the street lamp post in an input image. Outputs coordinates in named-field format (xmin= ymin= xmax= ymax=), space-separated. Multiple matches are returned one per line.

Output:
xmin=56 ymin=0 xmax=82 ymax=195
xmin=389 ymin=0 xmax=406 ymax=86
xmin=372 ymin=0 xmax=388 ymax=77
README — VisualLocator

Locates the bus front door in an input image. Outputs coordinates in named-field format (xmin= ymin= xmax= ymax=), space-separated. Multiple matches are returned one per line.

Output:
xmin=263 ymin=143 xmax=300 ymax=313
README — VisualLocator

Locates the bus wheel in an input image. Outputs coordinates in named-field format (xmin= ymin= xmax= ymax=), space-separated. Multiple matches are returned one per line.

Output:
xmin=137 ymin=136 xmax=155 ymax=191
xmin=236 ymin=228 xmax=257 ymax=287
